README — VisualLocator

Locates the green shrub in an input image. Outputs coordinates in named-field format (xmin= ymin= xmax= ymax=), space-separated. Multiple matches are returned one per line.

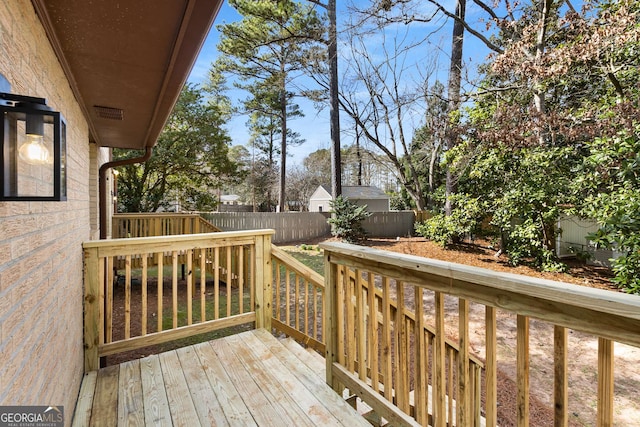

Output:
xmin=414 ymin=195 xmax=482 ymax=247
xmin=327 ymin=195 xmax=372 ymax=243
xmin=414 ymin=214 xmax=455 ymax=247
xmin=502 ymin=219 xmax=567 ymax=272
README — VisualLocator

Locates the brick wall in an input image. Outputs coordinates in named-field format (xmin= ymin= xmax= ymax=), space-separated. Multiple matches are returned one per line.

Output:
xmin=0 ymin=1 xmax=91 ymax=423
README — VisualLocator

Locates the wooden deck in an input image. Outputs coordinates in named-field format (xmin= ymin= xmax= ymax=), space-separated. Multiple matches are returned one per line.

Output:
xmin=72 ymin=329 xmax=370 ymax=426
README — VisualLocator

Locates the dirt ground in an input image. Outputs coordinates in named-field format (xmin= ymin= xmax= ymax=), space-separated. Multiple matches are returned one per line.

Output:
xmin=353 ymin=237 xmax=639 ymax=427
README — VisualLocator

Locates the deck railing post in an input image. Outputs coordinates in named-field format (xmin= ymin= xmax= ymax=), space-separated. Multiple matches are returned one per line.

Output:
xmin=255 ymin=233 xmax=273 ymax=330
xmin=324 ymin=250 xmax=340 ymax=391
xmin=83 ymin=246 xmax=101 ymax=372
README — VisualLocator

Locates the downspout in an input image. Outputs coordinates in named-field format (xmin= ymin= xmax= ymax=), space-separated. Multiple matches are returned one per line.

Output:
xmin=99 ymin=147 xmax=153 ymax=239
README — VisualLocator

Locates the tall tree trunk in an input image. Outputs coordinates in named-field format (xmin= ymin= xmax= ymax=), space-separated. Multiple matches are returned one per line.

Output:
xmin=355 ymin=122 xmax=363 ymax=186
xmin=278 ymin=86 xmax=287 ymax=212
xmin=444 ymin=0 xmax=466 ymax=216
xmin=428 ymin=144 xmax=440 ymax=208
xmin=328 ymin=0 xmax=342 ymax=198
xmin=267 ymin=129 xmax=275 ymax=212
xmin=534 ymin=0 xmax=553 ymax=117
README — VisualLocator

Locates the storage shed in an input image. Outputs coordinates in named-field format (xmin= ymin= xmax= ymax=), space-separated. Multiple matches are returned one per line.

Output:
xmin=309 ymin=185 xmax=390 ymax=212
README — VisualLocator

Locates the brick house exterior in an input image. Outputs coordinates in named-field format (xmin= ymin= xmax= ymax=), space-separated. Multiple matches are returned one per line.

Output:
xmin=0 ymin=1 xmax=93 ymax=412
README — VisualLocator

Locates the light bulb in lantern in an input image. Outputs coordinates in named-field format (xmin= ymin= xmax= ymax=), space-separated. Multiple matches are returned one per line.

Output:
xmin=18 ymin=113 xmax=50 ymax=165
xmin=19 ymin=133 xmax=50 ymax=165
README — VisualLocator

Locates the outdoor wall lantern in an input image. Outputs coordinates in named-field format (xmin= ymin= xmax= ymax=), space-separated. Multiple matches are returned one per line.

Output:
xmin=0 ymin=92 xmax=66 ymax=201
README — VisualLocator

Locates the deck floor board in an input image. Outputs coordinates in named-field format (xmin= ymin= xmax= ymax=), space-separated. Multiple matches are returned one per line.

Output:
xmin=74 ymin=330 xmax=367 ymax=426
xmin=139 ymin=353 xmax=171 ymax=426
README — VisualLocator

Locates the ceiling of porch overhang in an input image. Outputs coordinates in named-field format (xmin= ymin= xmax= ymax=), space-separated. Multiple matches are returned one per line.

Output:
xmin=32 ymin=0 xmax=222 ymax=150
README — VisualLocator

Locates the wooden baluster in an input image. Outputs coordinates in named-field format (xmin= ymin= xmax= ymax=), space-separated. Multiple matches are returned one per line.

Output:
xmin=106 ymin=256 xmax=113 ymax=343
xmin=200 ymin=248 xmax=206 ymax=322
xmin=486 ymin=306 xmax=497 ymax=426
xmin=368 ymin=274 xmax=380 ymax=394
xmin=295 ymin=274 xmax=300 ymax=331
xmin=249 ymin=245 xmax=255 ymax=311
xmin=458 ymin=298 xmax=470 ymax=427
xmin=355 ymin=270 xmax=367 ymax=382
xmin=473 ymin=363 xmax=482 ymax=426
xmin=415 ymin=286 xmax=427 ymax=424
xmin=517 ymin=315 xmax=530 ymax=427
xmin=554 ymin=325 xmax=568 ymax=427
xmin=275 ymin=260 xmax=281 ymax=321
xmin=382 ymin=277 xmax=393 ymax=402
xmin=226 ymin=247 xmax=232 ymax=317
xmin=125 ymin=254 xmax=131 ymax=339
xmin=304 ymin=279 xmax=309 ymax=336
xmin=157 ymin=253 xmax=163 ymax=332
xmin=238 ymin=245 xmax=244 ymax=314
xmin=141 ymin=254 xmax=148 ymax=336
xmin=434 ymin=291 xmax=446 ymax=427
xmin=214 ymin=247 xmax=220 ymax=320
xmin=154 ymin=217 xmax=161 ymax=237
xmin=337 ymin=265 xmax=346 ymax=367
xmin=172 ymin=251 xmax=178 ymax=329
xmin=313 ymin=285 xmax=319 ymax=340
xmin=186 ymin=249 xmax=193 ymax=325
xmin=447 ymin=347 xmax=454 ymax=426
xmin=286 ymin=267 xmax=291 ymax=326
xmin=395 ymin=281 xmax=408 ymax=412
xmin=346 ymin=268 xmax=356 ymax=373
xmin=597 ymin=338 xmax=614 ymax=427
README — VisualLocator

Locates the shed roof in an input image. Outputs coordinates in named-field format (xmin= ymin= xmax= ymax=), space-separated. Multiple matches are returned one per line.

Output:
xmin=311 ymin=185 xmax=389 ymax=200
xmin=342 ymin=186 xmax=389 ymax=200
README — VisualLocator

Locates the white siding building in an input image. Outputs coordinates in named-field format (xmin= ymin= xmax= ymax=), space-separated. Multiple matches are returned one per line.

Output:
xmin=309 ymin=185 xmax=390 ymax=212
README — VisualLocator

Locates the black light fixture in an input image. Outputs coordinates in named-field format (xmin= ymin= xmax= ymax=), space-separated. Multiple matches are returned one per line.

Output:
xmin=0 ymin=92 xmax=66 ymax=201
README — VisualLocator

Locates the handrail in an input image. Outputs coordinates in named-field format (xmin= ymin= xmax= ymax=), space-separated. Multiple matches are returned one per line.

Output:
xmin=321 ymin=241 xmax=640 ymax=427
xmin=271 ymin=245 xmax=324 ymax=288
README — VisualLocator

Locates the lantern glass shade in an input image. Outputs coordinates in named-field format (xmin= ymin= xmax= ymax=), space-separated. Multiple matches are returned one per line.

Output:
xmin=1 ymin=97 xmax=66 ymax=201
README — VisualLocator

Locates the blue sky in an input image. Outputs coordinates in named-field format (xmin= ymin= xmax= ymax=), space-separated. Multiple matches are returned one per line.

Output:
xmin=188 ymin=0 xmax=493 ymax=166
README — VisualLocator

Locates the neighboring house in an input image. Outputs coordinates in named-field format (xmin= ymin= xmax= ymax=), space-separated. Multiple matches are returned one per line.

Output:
xmin=219 ymin=194 xmax=252 ymax=212
xmin=0 ymin=0 xmax=221 ymax=419
xmin=556 ymin=215 xmax=622 ymax=267
xmin=220 ymin=194 xmax=242 ymax=205
xmin=309 ymin=185 xmax=390 ymax=212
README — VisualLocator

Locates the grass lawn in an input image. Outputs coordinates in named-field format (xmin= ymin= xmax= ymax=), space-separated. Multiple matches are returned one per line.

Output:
xmin=279 ymin=244 xmax=324 ymax=275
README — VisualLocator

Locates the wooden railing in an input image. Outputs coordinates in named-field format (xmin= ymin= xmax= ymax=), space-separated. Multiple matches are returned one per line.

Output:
xmin=271 ymin=245 xmax=325 ymax=353
xmin=321 ymin=242 xmax=640 ymax=427
xmin=112 ymin=212 xmax=221 ymax=239
xmin=82 ymin=229 xmax=273 ymax=372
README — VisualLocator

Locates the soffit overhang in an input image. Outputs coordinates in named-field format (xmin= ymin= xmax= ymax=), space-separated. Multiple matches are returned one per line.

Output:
xmin=32 ymin=0 xmax=222 ymax=150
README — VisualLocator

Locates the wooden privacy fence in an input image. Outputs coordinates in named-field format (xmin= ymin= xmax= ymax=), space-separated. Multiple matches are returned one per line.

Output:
xmin=202 ymin=212 xmax=331 ymax=243
xmin=321 ymin=242 xmax=640 ymax=427
xmin=112 ymin=213 xmax=220 ymax=239
xmin=203 ymin=210 xmax=429 ymax=242
xmin=82 ymin=230 xmax=274 ymax=372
